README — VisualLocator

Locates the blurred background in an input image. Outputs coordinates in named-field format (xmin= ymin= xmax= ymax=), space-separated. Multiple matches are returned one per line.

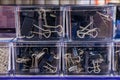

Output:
xmin=0 ymin=0 xmax=119 ymax=5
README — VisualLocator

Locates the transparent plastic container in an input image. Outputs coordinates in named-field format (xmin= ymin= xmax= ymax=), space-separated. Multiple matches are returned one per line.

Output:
xmin=16 ymin=5 xmax=64 ymax=42
xmin=0 ymin=42 xmax=11 ymax=75
xmin=13 ymin=42 xmax=61 ymax=76
xmin=63 ymin=42 xmax=111 ymax=76
xmin=113 ymin=42 xmax=120 ymax=75
xmin=66 ymin=5 xmax=115 ymax=41
xmin=114 ymin=5 xmax=120 ymax=39
xmin=0 ymin=6 xmax=16 ymax=40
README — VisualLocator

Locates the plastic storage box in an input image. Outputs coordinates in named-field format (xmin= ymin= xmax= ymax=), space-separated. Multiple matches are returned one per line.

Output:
xmin=0 ymin=42 xmax=11 ymax=75
xmin=63 ymin=42 xmax=111 ymax=76
xmin=0 ymin=6 xmax=16 ymax=40
xmin=16 ymin=5 xmax=65 ymax=41
xmin=12 ymin=42 xmax=61 ymax=76
xmin=66 ymin=5 xmax=115 ymax=41
xmin=113 ymin=42 xmax=120 ymax=75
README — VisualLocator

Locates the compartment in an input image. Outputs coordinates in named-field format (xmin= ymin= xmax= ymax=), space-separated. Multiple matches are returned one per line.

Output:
xmin=63 ymin=42 xmax=111 ymax=75
xmin=113 ymin=42 xmax=120 ymax=75
xmin=66 ymin=6 xmax=114 ymax=41
xmin=0 ymin=42 xmax=11 ymax=75
xmin=13 ymin=42 xmax=61 ymax=75
xmin=114 ymin=5 xmax=120 ymax=39
xmin=16 ymin=6 xmax=64 ymax=41
xmin=0 ymin=6 xmax=16 ymax=39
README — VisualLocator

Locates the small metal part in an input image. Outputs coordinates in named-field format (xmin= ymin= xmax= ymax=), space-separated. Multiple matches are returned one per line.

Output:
xmin=31 ymin=51 xmax=46 ymax=67
xmin=115 ymin=50 xmax=120 ymax=53
xmin=30 ymin=48 xmax=47 ymax=73
xmin=87 ymin=60 xmax=101 ymax=73
xmin=43 ymin=25 xmax=63 ymax=36
xmin=71 ymin=56 xmax=81 ymax=64
xmin=68 ymin=65 xmax=78 ymax=72
xmin=32 ymin=24 xmax=51 ymax=38
xmin=96 ymin=12 xmax=112 ymax=21
xmin=43 ymin=62 xmax=57 ymax=73
xmin=87 ymin=54 xmax=104 ymax=74
xmin=65 ymin=53 xmax=82 ymax=73
xmin=77 ymin=17 xmax=99 ymax=38
xmin=37 ymin=8 xmax=63 ymax=37
xmin=65 ymin=53 xmax=74 ymax=68
xmin=78 ymin=49 xmax=84 ymax=55
xmin=16 ymin=58 xmax=30 ymax=63
xmin=25 ymin=33 xmax=34 ymax=39
xmin=50 ymin=14 xmax=56 ymax=18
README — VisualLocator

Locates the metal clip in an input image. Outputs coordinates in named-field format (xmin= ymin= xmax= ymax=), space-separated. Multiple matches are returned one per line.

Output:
xmin=37 ymin=8 xmax=50 ymax=25
xmin=77 ymin=16 xmax=99 ymax=38
xmin=31 ymin=48 xmax=47 ymax=67
xmin=43 ymin=25 xmax=63 ymax=36
xmin=43 ymin=62 xmax=57 ymax=73
xmin=71 ymin=56 xmax=81 ymax=64
xmin=32 ymin=24 xmax=51 ymax=38
xmin=87 ymin=54 xmax=104 ymax=74
xmin=115 ymin=50 xmax=120 ymax=53
xmin=16 ymin=58 xmax=31 ymax=63
xmin=30 ymin=48 xmax=47 ymax=72
xmin=87 ymin=60 xmax=101 ymax=73
xmin=37 ymin=8 xmax=63 ymax=37
xmin=51 ymin=51 xmax=59 ymax=60
xmin=32 ymin=24 xmax=63 ymax=38
xmin=68 ymin=65 xmax=78 ymax=72
xmin=78 ymin=48 xmax=84 ymax=55
xmin=97 ymin=12 xmax=111 ymax=21
xmin=18 ymin=33 xmax=34 ymax=39
xmin=65 ymin=53 xmax=81 ymax=69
